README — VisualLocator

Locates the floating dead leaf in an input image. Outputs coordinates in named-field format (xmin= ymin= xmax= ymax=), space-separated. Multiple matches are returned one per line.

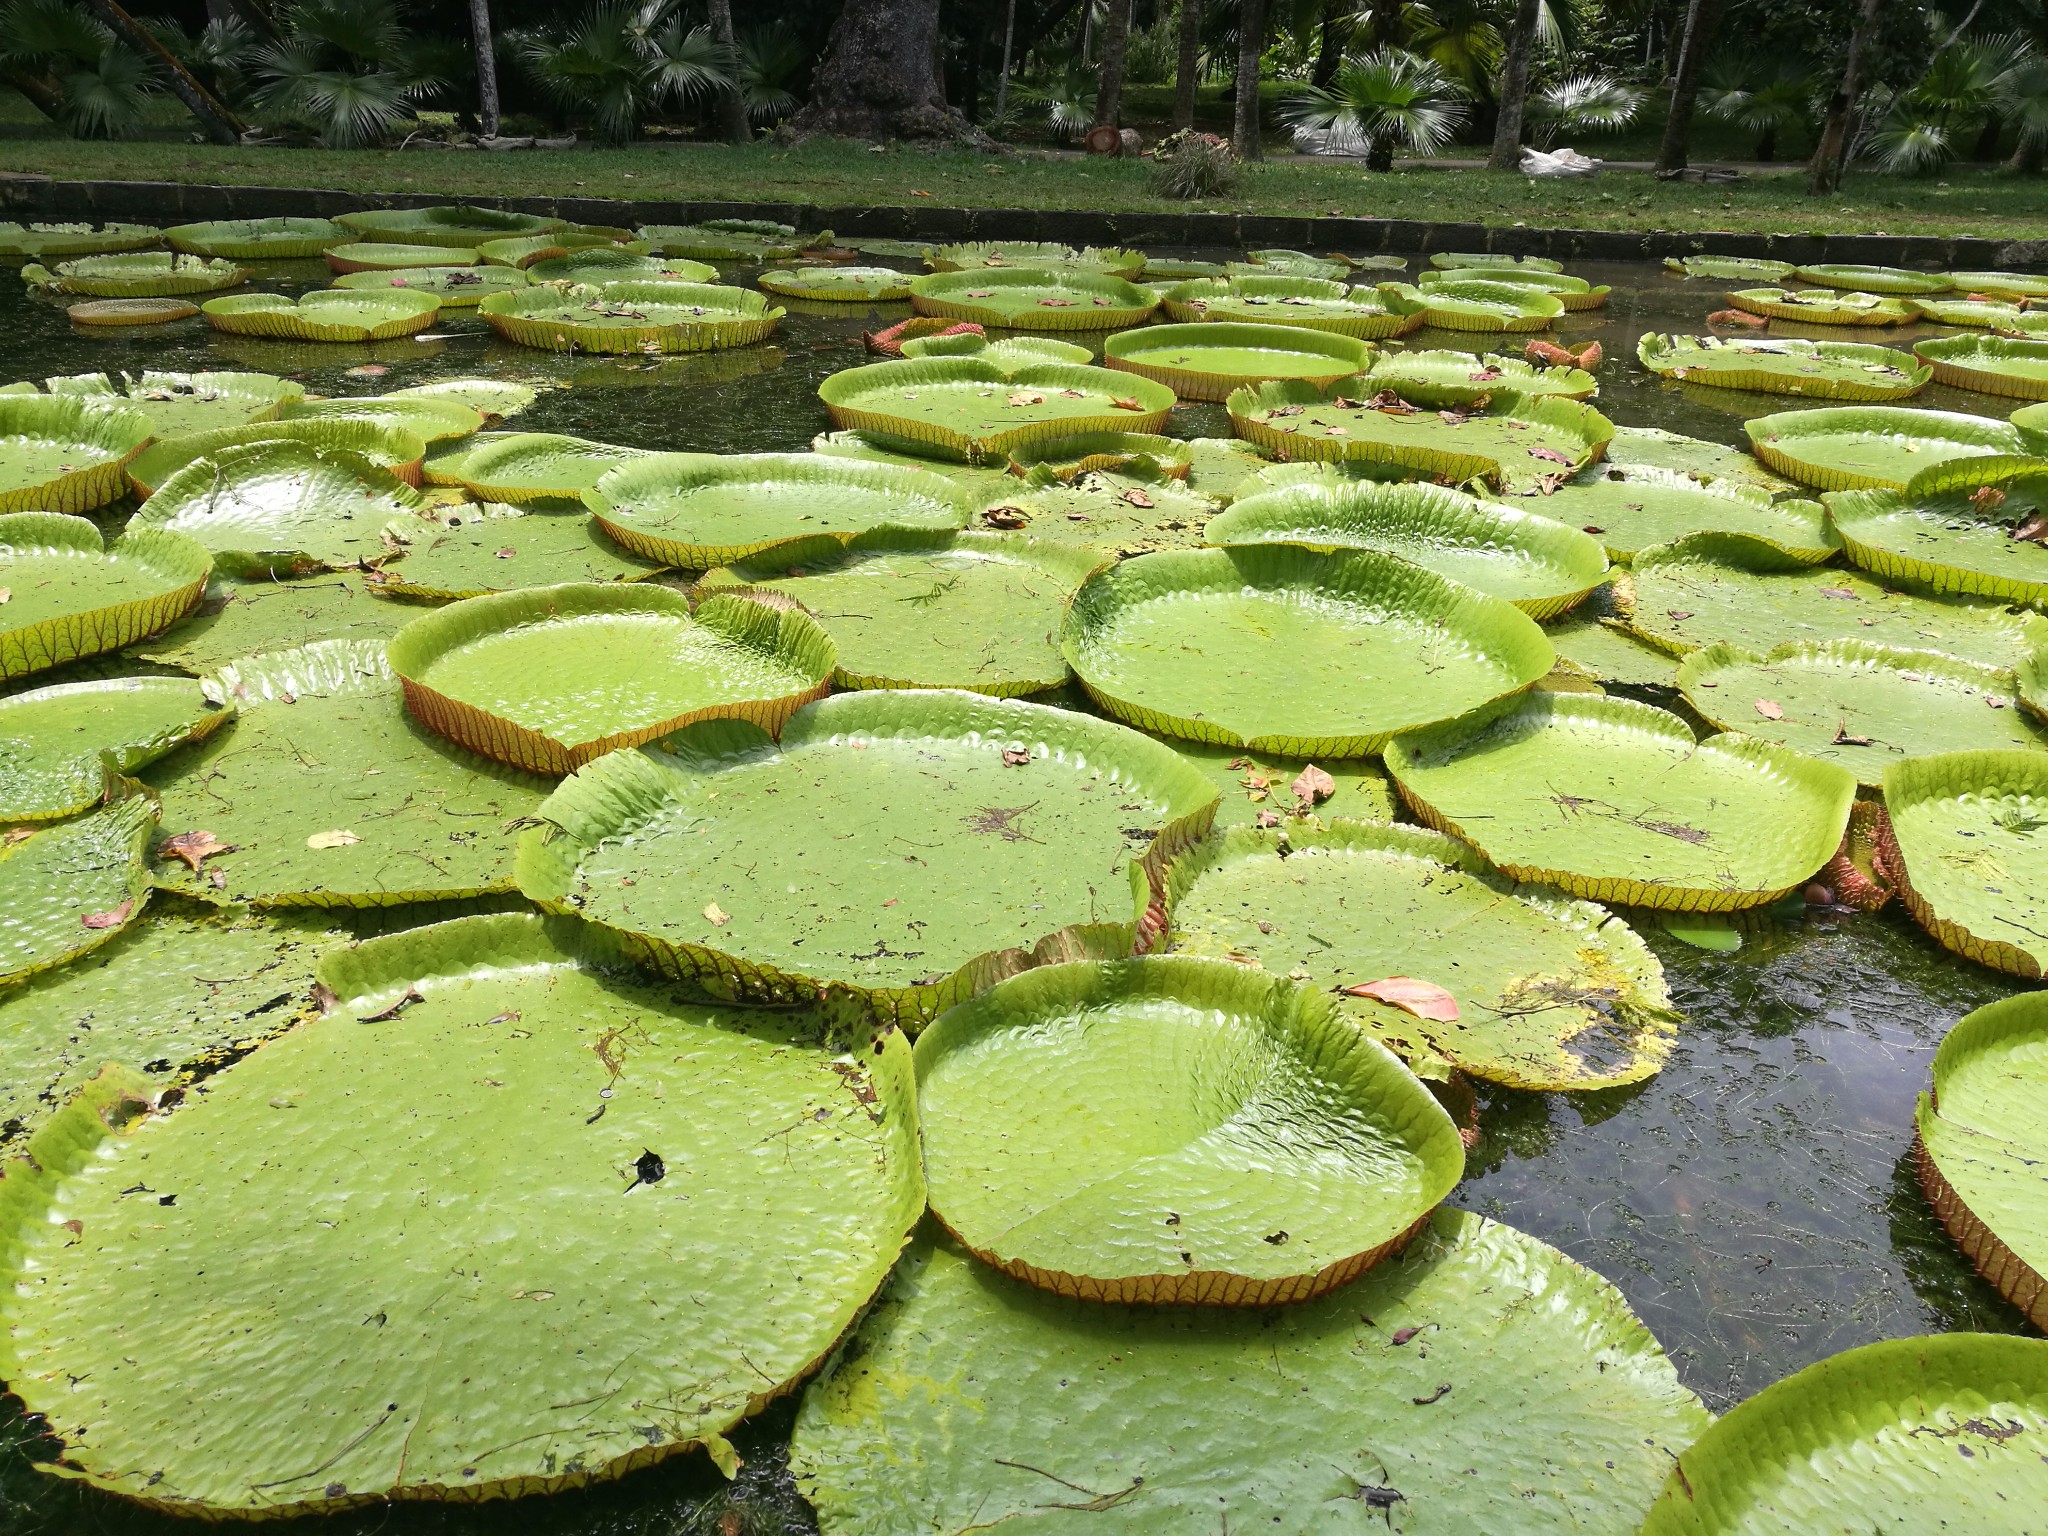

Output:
xmin=1122 ymin=486 xmax=1154 ymax=507
xmin=1342 ymin=977 xmax=1459 ymax=1022
xmin=1266 ymin=404 xmax=1304 ymax=418
xmin=1038 ymin=297 xmax=1077 ymax=308
xmin=157 ymin=830 xmax=232 ymax=873
xmin=1667 ymin=609 xmax=1694 ymax=621
xmin=1534 ymin=472 xmax=1567 ymax=495
xmin=2 ymin=827 xmax=32 ymax=846
xmin=1291 ymin=764 xmax=1335 ymax=806
xmin=965 ymin=289 xmax=995 ymax=298
xmin=1254 ymin=810 xmax=1282 ymax=828
xmin=344 ymin=364 xmax=388 ymax=377
xmin=80 ymin=898 xmax=134 ymax=931
xmin=305 ymin=828 xmax=361 ymax=849
xmin=1754 ymin=698 xmax=1784 ymax=721
xmin=2011 ymin=512 xmax=2048 ymax=544
xmin=703 ymin=901 xmax=731 ymax=927
xmin=1001 ymin=746 xmax=1031 ymax=766
xmin=1367 ymin=389 xmax=1418 ymax=414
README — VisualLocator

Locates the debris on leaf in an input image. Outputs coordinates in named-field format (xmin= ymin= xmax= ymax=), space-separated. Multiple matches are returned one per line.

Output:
xmin=1001 ymin=746 xmax=1031 ymax=766
xmin=982 ymin=506 xmax=1030 ymax=529
xmin=305 ymin=829 xmax=360 ymax=849
xmin=1122 ymin=486 xmax=1154 ymax=507
xmin=80 ymin=898 xmax=135 ymax=931
xmin=361 ymin=985 xmax=424 ymax=1022
xmin=1254 ymin=810 xmax=1282 ymax=828
xmin=1006 ymin=391 xmax=1045 ymax=407
xmin=1527 ymin=446 xmax=1574 ymax=465
xmin=1970 ymin=485 xmax=2007 ymax=514
xmin=157 ymin=830 xmax=232 ymax=874
xmin=1110 ymin=396 xmax=1145 ymax=411
xmin=1818 ymin=587 xmax=1859 ymax=600
xmin=1341 ymin=977 xmax=1459 ymax=1022
xmin=1291 ymin=764 xmax=1335 ymax=807
xmin=703 ymin=901 xmax=731 ymax=927
xmin=2010 ymin=512 xmax=2048 ymax=544
xmin=1832 ymin=721 xmax=1874 ymax=746
xmin=1754 ymin=698 xmax=1784 ymax=720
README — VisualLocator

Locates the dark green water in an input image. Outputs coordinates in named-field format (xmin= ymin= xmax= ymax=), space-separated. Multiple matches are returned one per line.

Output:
xmin=0 ymin=256 xmax=2031 ymax=1535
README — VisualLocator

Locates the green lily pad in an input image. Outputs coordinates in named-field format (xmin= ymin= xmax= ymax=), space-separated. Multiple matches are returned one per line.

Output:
xmin=1401 ymin=277 xmax=1563 ymax=332
xmin=0 ymin=677 xmax=230 ymax=821
xmin=335 ymin=205 xmax=565 ymax=248
xmin=1746 ymin=405 xmax=2029 ymax=492
xmin=792 ymin=1211 xmax=1710 ymax=1535
xmin=1639 ymin=334 xmax=1929 ymax=401
xmin=1880 ymin=749 xmax=2048 ymax=976
xmin=585 ymin=450 xmax=970 ymax=568
xmin=2016 ymin=400 xmax=2048 ymax=449
xmin=1227 ymin=378 xmax=1613 ymax=489
xmin=819 ymin=357 xmax=1174 ymax=462
xmin=1724 ymin=287 xmax=1916 ymax=326
xmin=699 ymin=529 xmax=1104 ymax=695
xmin=130 ymin=572 xmax=408 ymax=674
xmin=1525 ymin=465 xmax=1837 ymax=563
xmin=43 ymin=369 xmax=301 ymax=439
xmin=0 ymin=908 xmax=920 ymax=1516
xmin=1950 ymin=271 xmax=2048 ymax=300
xmin=131 ymin=441 xmax=431 ymax=578
xmin=637 ymin=221 xmax=822 ymax=261
xmin=1604 ymin=423 xmax=1803 ymax=493
xmin=1161 ymin=737 xmax=1397 ymax=827
xmin=385 ymin=377 xmax=538 ymax=422
xmin=1428 ymin=251 xmax=1564 ymax=272
xmin=325 ymin=242 xmax=478 ymax=274
xmin=1639 ymin=1334 xmax=2048 ymax=1535
xmin=1166 ymin=819 xmax=1676 ymax=1089
xmin=453 ymin=432 xmax=650 ymax=502
xmin=1677 ymin=640 xmax=2044 ymax=785
xmin=1104 ymin=321 xmax=1371 ymax=401
xmin=479 ymin=280 xmax=780 ymax=353
xmin=916 ymin=955 xmax=1462 ymax=1301
xmin=0 ymin=394 xmax=152 ymax=513
xmin=329 ymin=263 xmax=530 ymax=306
xmin=1914 ymin=335 xmax=2048 ymax=401
xmin=368 ymin=502 xmax=662 ymax=600
xmin=907 ymin=269 xmax=1157 ymax=331
xmin=927 ymin=241 xmax=1145 ymax=277
xmin=758 ymin=266 xmax=913 ymax=301
xmin=804 ymin=430 xmax=1011 ymax=501
xmin=1911 ymin=296 xmax=2047 ymax=333
xmin=200 ymin=290 xmax=441 ymax=342
xmin=1062 ymin=545 xmax=1554 ymax=756
xmin=1229 ymin=248 xmax=1349 ymax=280
xmin=1162 ymin=274 xmax=1426 ymax=338
xmin=1004 ymin=430 xmax=1194 ymax=481
xmin=388 ymin=585 xmax=834 ymax=775
xmin=895 ymin=333 xmax=1092 ymax=368
xmin=524 ymin=249 xmax=716 ymax=285
xmin=1425 ymin=266 xmax=1610 ymax=310
xmin=274 ymin=394 xmax=481 ymax=444
xmin=1547 ymin=605 xmax=1680 ymax=688
xmin=126 ymin=418 xmax=426 ymax=499
xmin=1205 ymin=477 xmax=1608 ymax=618
xmin=1363 ymin=347 xmax=1598 ymax=402
xmin=0 ymin=794 xmax=155 ymax=983
xmin=1135 ymin=256 xmax=1223 ymax=280
xmin=23 ymin=253 xmax=243 ymax=298
xmin=1795 ymin=262 xmax=1953 ymax=296
xmin=1386 ymin=690 xmax=1857 ymax=911
xmin=146 ymin=640 xmax=548 ymax=906
xmin=0 ymin=223 xmax=159 ymax=262
xmin=515 ymin=690 xmax=1217 ymax=1023
xmin=1914 ymin=991 xmax=2048 ymax=1332
xmin=0 ymin=513 xmax=211 ymax=680
xmin=1621 ymin=532 xmax=2048 ymax=666
xmin=1664 ymin=255 xmax=1796 ymax=281
xmin=976 ymin=469 xmax=1218 ymax=555
xmin=1827 ymin=459 xmax=2048 ymax=604
xmin=164 ymin=217 xmax=345 ymax=259
xmin=476 ymin=231 xmax=635 ymax=268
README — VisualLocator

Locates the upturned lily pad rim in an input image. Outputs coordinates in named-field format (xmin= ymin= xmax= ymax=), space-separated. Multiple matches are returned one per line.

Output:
xmin=23 ymin=253 xmax=246 ymax=297
xmin=387 ymin=583 xmax=836 ymax=774
xmin=757 ymin=266 xmax=915 ymax=300
xmin=1004 ymin=431 xmax=1195 ymax=480
xmin=1637 ymin=333 xmax=1931 ymax=402
xmin=0 ymin=675 xmax=232 ymax=822
xmin=1723 ymin=287 xmax=1916 ymax=325
xmin=477 ymin=281 xmax=783 ymax=354
xmin=0 ymin=512 xmax=213 ymax=680
xmin=0 ymin=394 xmax=154 ymax=515
xmin=126 ymin=417 xmax=428 ymax=498
xmin=163 ymin=217 xmax=346 ymax=259
xmin=1793 ymin=262 xmax=1955 ymax=295
xmin=1427 ymin=251 xmax=1565 ymax=272
xmin=1405 ymin=277 xmax=1566 ymax=331
xmin=1664 ymin=255 xmax=1797 ymax=281
xmin=912 ymin=954 xmax=1465 ymax=1304
xmin=1913 ymin=334 xmax=2048 ymax=401
xmin=1541 ymin=464 xmax=1839 ymax=564
xmin=1881 ymin=748 xmax=2048 ymax=978
xmin=1825 ymin=472 xmax=2048 ymax=604
xmin=1102 ymin=321 xmax=1372 ymax=402
xmin=1423 ymin=266 xmax=1610 ymax=310
xmin=925 ymin=241 xmax=1147 ymax=278
xmin=0 ymin=793 xmax=156 ymax=985
xmin=1160 ymin=274 xmax=1428 ymax=338
xmin=907 ymin=268 xmax=1158 ymax=332
xmin=817 ymin=357 xmax=1175 ymax=463
xmin=1744 ymin=405 xmax=2029 ymax=492
xmin=199 ymin=289 xmax=442 ymax=342
xmin=1360 ymin=347 xmax=1599 ymax=404
xmin=334 ymin=205 xmax=567 ymax=248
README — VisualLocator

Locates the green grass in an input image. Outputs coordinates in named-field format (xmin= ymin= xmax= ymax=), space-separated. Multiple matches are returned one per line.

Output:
xmin=5 ymin=118 xmax=2045 ymax=239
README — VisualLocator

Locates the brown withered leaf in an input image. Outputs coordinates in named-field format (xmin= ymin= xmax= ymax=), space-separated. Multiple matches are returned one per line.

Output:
xmin=157 ymin=830 xmax=233 ymax=874
xmin=982 ymin=506 xmax=1030 ymax=529
xmin=1122 ymin=486 xmax=1155 ymax=507
xmin=1291 ymin=764 xmax=1335 ymax=806
xmin=1754 ymin=698 xmax=1784 ymax=720
xmin=1341 ymin=977 xmax=1459 ymax=1022
xmin=1110 ymin=396 xmax=1145 ymax=411
xmin=80 ymin=898 xmax=135 ymax=932
xmin=1001 ymin=746 xmax=1031 ymax=766
xmin=1832 ymin=721 xmax=1874 ymax=746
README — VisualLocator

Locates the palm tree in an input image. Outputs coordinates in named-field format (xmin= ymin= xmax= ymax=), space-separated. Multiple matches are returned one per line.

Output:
xmin=1401 ymin=0 xmax=1502 ymax=96
xmin=1488 ymin=0 xmax=1543 ymax=170
xmin=1869 ymin=34 xmax=2030 ymax=174
xmin=1654 ymin=0 xmax=1723 ymax=173
xmin=520 ymin=0 xmax=730 ymax=145
xmin=1698 ymin=49 xmax=1813 ymax=161
xmin=1526 ymin=69 xmax=1644 ymax=149
xmin=1234 ymin=0 xmax=1268 ymax=160
xmin=254 ymin=0 xmax=435 ymax=147
xmin=1 ymin=0 xmax=155 ymax=138
xmin=1172 ymin=0 xmax=1202 ymax=128
xmin=467 ymin=0 xmax=499 ymax=137
xmin=1285 ymin=46 xmax=1471 ymax=170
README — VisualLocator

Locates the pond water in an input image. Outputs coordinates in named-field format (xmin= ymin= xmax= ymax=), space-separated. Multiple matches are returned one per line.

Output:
xmin=0 ymin=253 xmax=2031 ymax=1536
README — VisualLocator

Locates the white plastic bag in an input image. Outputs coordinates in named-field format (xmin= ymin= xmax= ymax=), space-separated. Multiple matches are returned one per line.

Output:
xmin=1520 ymin=145 xmax=1601 ymax=178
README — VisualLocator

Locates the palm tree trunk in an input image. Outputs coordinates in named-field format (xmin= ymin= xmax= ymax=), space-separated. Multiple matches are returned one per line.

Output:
xmin=995 ymin=0 xmax=1018 ymax=119
xmin=1 ymin=65 xmax=66 ymax=125
xmin=1366 ymin=0 xmax=1402 ymax=48
xmin=1233 ymin=0 xmax=1267 ymax=160
xmin=1654 ymin=0 xmax=1722 ymax=174
xmin=1807 ymin=0 xmax=1883 ymax=196
xmin=1488 ymin=0 xmax=1543 ymax=170
xmin=1311 ymin=0 xmax=1344 ymax=89
xmin=82 ymin=0 xmax=244 ymax=144
xmin=467 ymin=0 xmax=501 ymax=139
xmin=1094 ymin=0 xmax=1135 ymax=126
xmin=2010 ymin=134 xmax=2044 ymax=173
xmin=706 ymin=0 xmax=751 ymax=143
xmin=1173 ymin=0 xmax=1203 ymax=129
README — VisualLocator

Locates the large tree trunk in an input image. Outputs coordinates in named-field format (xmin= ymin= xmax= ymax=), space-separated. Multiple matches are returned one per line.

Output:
xmin=1232 ymin=0 xmax=1266 ymax=160
xmin=82 ymin=0 xmax=244 ymax=143
xmin=2010 ymin=134 xmax=2044 ymax=173
xmin=707 ymin=0 xmax=751 ymax=142
xmin=1654 ymin=0 xmax=1722 ymax=174
xmin=1094 ymin=0 xmax=1134 ymax=126
xmin=1173 ymin=0 xmax=1202 ymax=128
xmin=1365 ymin=0 xmax=1402 ymax=47
xmin=995 ymin=0 xmax=1018 ymax=118
xmin=789 ymin=0 xmax=984 ymax=143
xmin=2 ymin=66 xmax=66 ymax=125
xmin=1808 ymin=0 xmax=1883 ymax=196
xmin=1488 ymin=0 xmax=1543 ymax=171
xmin=1311 ymin=0 xmax=1345 ymax=89
xmin=467 ymin=0 xmax=501 ymax=139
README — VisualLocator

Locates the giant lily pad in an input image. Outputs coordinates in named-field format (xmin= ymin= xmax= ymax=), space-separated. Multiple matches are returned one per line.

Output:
xmin=1677 ymin=640 xmax=2043 ymax=785
xmin=525 ymin=249 xmax=717 ymax=285
xmin=792 ymin=1213 xmax=1710 ymax=1535
xmin=1161 ymin=274 xmax=1426 ymax=338
xmin=1949 ymin=271 xmax=2048 ymax=301
xmin=819 ymin=358 xmax=1173 ymax=462
xmin=1062 ymin=545 xmax=1554 ymax=755
xmin=1205 ymin=478 xmax=1608 ymax=618
xmin=477 ymin=231 xmax=636 ymax=268
xmin=1398 ymin=276 xmax=1564 ymax=332
xmin=1828 ymin=458 xmax=2048 ymax=604
xmin=146 ymin=640 xmax=548 ymax=906
xmin=1638 ymin=334 xmax=1929 ymax=401
xmin=23 ymin=253 xmax=244 ymax=298
xmin=975 ymin=468 xmax=1218 ymax=555
xmin=637 ymin=221 xmax=823 ymax=261
xmin=1527 ymin=465 xmax=1836 ymax=563
xmin=275 ymin=394 xmax=482 ymax=445
xmin=0 ymin=677 xmax=230 ymax=821
xmin=1664 ymin=255 xmax=1796 ymax=282
xmin=895 ymin=333 xmax=1092 ymax=368
xmin=1163 ymin=737 xmax=1397 ymax=827
xmin=1621 ymin=532 xmax=2048 ymax=667
xmin=1103 ymin=321 xmax=1371 ymax=401
xmin=515 ymin=690 xmax=1217 ymax=1023
xmin=1428 ymin=252 xmax=1564 ymax=272
xmin=0 ymin=223 xmax=158 ymax=262
xmin=0 ymin=394 xmax=152 ymax=513
xmin=334 ymin=204 xmax=565 ymax=248
xmin=130 ymin=572 xmax=408 ymax=675
xmin=201 ymin=290 xmax=441 ymax=342
xmin=164 ymin=217 xmax=346 ymax=259
xmin=1362 ymin=347 xmax=1598 ymax=402
xmin=385 ymin=377 xmax=538 ymax=423
xmin=1913 ymin=335 xmax=2048 ymax=400
xmin=1746 ymin=406 xmax=2028 ymax=492
xmin=1167 ymin=820 xmax=1675 ymax=1089
xmin=927 ymin=241 xmax=1145 ymax=277
xmin=325 ymin=241 xmax=479 ymax=274
xmin=1914 ymin=992 xmax=2048 ymax=1331
xmin=131 ymin=441 xmax=432 ymax=578
xmin=698 ymin=530 xmax=1104 ymax=695
xmin=367 ymin=502 xmax=662 ymax=599
xmin=43 ymin=369 xmax=301 ymax=439
xmin=1795 ymin=262 xmax=1953 ymax=296
xmin=452 ymin=432 xmax=650 ymax=502
xmin=1227 ymin=378 xmax=1613 ymax=488
xmin=388 ymin=585 xmax=833 ymax=775
xmin=65 ymin=298 xmax=194 ymax=327
xmin=1229 ymin=248 xmax=1349 ymax=280
xmin=585 ymin=450 xmax=971 ymax=567
xmin=1911 ymin=295 xmax=2046 ymax=333
xmin=0 ymin=909 xmax=920 ymax=1516
xmin=1425 ymin=266 xmax=1609 ymax=310
xmin=1604 ymin=423 xmax=1803 ymax=494
xmin=126 ymin=418 xmax=426 ymax=497
xmin=1723 ymin=287 xmax=1915 ymax=326
xmin=758 ymin=266 xmax=913 ymax=301
xmin=1386 ymin=690 xmax=1857 ymax=911
xmin=330 ymin=263 xmax=530 ymax=307
xmin=1004 ymin=429 xmax=1194 ymax=480
xmin=1639 ymin=1334 xmax=2048 ymax=1534
xmin=478 ymin=281 xmax=781 ymax=353
xmin=1880 ymin=749 xmax=2048 ymax=976
xmin=0 ymin=794 xmax=155 ymax=984
xmin=916 ymin=956 xmax=1462 ymax=1301
xmin=908 ymin=269 xmax=1157 ymax=331
xmin=0 ymin=514 xmax=211 ymax=679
